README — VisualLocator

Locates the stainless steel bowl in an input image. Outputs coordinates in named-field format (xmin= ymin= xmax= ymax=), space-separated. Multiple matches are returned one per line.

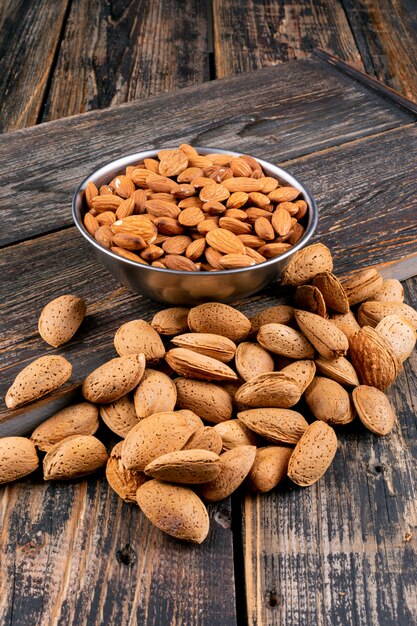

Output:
xmin=72 ymin=147 xmax=318 ymax=304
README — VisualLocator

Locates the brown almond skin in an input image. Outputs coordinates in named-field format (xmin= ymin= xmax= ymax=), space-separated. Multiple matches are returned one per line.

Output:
xmin=43 ymin=435 xmax=108 ymax=480
xmin=235 ymin=372 xmax=302 ymax=408
xmin=213 ymin=420 xmax=259 ymax=450
xmin=100 ymin=394 xmax=139 ymax=438
xmin=238 ymin=408 xmax=308 ymax=444
xmin=106 ymin=441 xmax=147 ymax=502
xmin=38 ymin=295 xmax=86 ymax=347
xmin=235 ymin=342 xmax=274 ymax=382
xmin=257 ymin=323 xmax=315 ymax=359
xmin=175 ymin=378 xmax=233 ymax=423
xmin=134 ymin=369 xmax=177 ymax=419
xmin=199 ymin=445 xmax=256 ymax=501
xmin=188 ymin=302 xmax=251 ymax=342
xmin=305 ymin=376 xmax=356 ymax=425
xmin=182 ymin=427 xmax=223 ymax=455
xmin=350 ymin=326 xmax=402 ymax=390
xmin=295 ymin=310 xmax=349 ymax=359
xmin=287 ymin=421 xmax=338 ymax=486
xmin=247 ymin=446 xmax=292 ymax=493
xmin=151 ymin=307 xmax=190 ymax=335
xmin=31 ymin=403 xmax=99 ymax=451
xmin=5 ymin=356 xmax=72 ymax=410
xmin=0 ymin=437 xmax=39 ymax=484
xmin=82 ymin=354 xmax=145 ymax=404
xmin=352 ymin=386 xmax=396 ymax=435
xmin=114 ymin=319 xmax=165 ymax=363
xmin=144 ymin=449 xmax=221 ymax=483
xmin=281 ymin=243 xmax=333 ymax=286
xmin=137 ymin=480 xmax=209 ymax=544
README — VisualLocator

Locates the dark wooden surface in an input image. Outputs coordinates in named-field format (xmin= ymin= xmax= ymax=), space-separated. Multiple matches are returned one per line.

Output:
xmin=1 ymin=2 xmax=417 ymax=625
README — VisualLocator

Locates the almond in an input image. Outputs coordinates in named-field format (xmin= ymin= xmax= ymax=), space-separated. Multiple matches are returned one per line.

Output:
xmin=145 ymin=172 xmax=178 ymax=192
xmin=121 ymin=411 xmax=199 ymax=471
xmin=112 ymin=232 xmax=146 ymax=250
xmin=106 ymin=441 xmax=147 ymax=502
xmin=199 ymin=445 xmax=256 ymax=501
xmin=43 ymin=435 xmax=108 ymax=480
xmin=374 ymin=315 xmax=416 ymax=362
xmin=31 ymin=403 xmax=99 ymax=451
xmin=97 ymin=210 xmax=117 ymax=227
xmin=235 ymin=342 xmax=274 ymax=381
xmin=205 ymin=228 xmax=246 ymax=255
xmin=213 ymin=420 xmax=259 ymax=450
xmin=287 ymin=421 xmax=337 ymax=486
xmin=183 ymin=426 xmax=223 ymax=454
xmin=82 ymin=354 xmax=145 ymax=403
xmin=342 ymin=268 xmax=384 ymax=305
xmin=185 ymin=238 xmax=206 ymax=260
xmin=235 ymin=372 xmax=302 ymax=408
xmin=91 ymin=194 xmax=123 ymax=213
xmin=357 ymin=301 xmax=417 ymax=330
xmin=199 ymin=183 xmax=230 ymax=203
xmin=136 ymin=480 xmax=209 ymax=543
xmin=305 ymin=376 xmax=356 ymax=425
xmin=315 ymin=356 xmax=360 ymax=387
xmin=373 ymin=279 xmax=404 ymax=303
xmin=312 ymin=272 xmax=350 ymax=313
xmin=84 ymin=212 xmax=99 ymax=236
xmin=94 ymin=225 xmax=113 ymax=248
xmin=114 ymin=319 xmax=165 ymax=363
xmin=133 ymin=369 xmax=177 ymax=419
xmin=247 ymin=446 xmax=292 ymax=493
xmin=230 ymin=158 xmax=253 ymax=177
xmin=226 ymin=191 xmax=249 ymax=208
xmin=177 ymin=166 xmax=204 ymax=183
xmin=172 ymin=333 xmax=236 ymax=362
xmin=294 ymin=285 xmax=327 ymax=318
xmin=188 ymin=302 xmax=251 ymax=341
xmin=111 ymin=215 xmax=157 ymax=244
xmin=249 ymin=305 xmax=294 ymax=333
xmin=254 ymin=217 xmax=275 ymax=240
xmin=5 ymin=356 xmax=72 ymax=410
xmin=295 ymin=310 xmax=349 ymax=359
xmin=350 ymin=326 xmax=402 ymax=389
xmin=222 ymin=177 xmax=264 ymax=193
xmin=268 ymin=187 xmax=300 ymax=203
xmin=100 ymin=394 xmax=139 ymax=438
xmin=281 ymin=243 xmax=333 ymax=286
xmin=158 ymin=149 xmax=188 ymax=176
xmin=164 ymin=255 xmax=200 ymax=271
xmin=271 ymin=208 xmax=292 ymax=236
xmin=175 ymin=378 xmax=233 ymax=423
xmin=111 ymin=247 xmax=148 ymax=263
xmin=329 ymin=310 xmax=361 ymax=342
xmin=144 ymin=449 xmax=221 ymax=484
xmin=38 ymin=295 xmax=86 ymax=347
xmin=110 ymin=175 xmax=135 ymax=198
xmin=176 ymin=409 xmax=204 ymax=430
xmin=257 ymin=243 xmax=292 ymax=258
xmin=260 ymin=177 xmax=279 ymax=193
xmin=145 ymin=199 xmax=180 ymax=218
xmin=151 ymin=307 xmax=190 ymax=335
xmin=352 ymin=386 xmax=396 ymax=435
xmin=238 ymin=408 xmax=308 ymax=444
xmin=0 ymin=438 xmax=39 ymax=484
xmin=166 ymin=348 xmax=237 ymax=381
xmin=85 ymin=181 xmax=98 ymax=209
xmin=280 ymin=360 xmax=316 ymax=393
xmin=257 ymin=323 xmax=315 ymax=359
xmin=219 ymin=216 xmax=251 ymax=235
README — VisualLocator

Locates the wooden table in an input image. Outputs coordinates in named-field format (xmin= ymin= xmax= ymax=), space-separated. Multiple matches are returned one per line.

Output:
xmin=1 ymin=2 xmax=416 ymax=625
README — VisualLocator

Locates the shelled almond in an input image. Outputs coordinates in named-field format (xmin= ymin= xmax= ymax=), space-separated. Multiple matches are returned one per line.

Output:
xmin=2 ymin=243 xmax=417 ymax=545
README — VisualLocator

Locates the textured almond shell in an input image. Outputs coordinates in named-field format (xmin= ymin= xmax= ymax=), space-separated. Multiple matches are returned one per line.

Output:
xmin=315 ymin=356 xmax=360 ymax=387
xmin=0 ymin=437 xmax=39 ymax=484
xmin=373 ymin=279 xmax=404 ymax=303
xmin=5 ymin=356 xmax=73 ymax=409
xmin=166 ymin=348 xmax=237 ymax=381
xmin=151 ymin=307 xmax=191 ymax=335
xmin=188 ymin=302 xmax=251 ymax=342
xmin=249 ymin=305 xmax=294 ymax=334
xmin=106 ymin=441 xmax=147 ymax=502
xmin=43 ymin=435 xmax=108 ymax=480
xmin=100 ymin=394 xmax=139 ymax=438
xmin=144 ymin=449 xmax=221 ymax=483
xmin=280 ymin=360 xmax=316 ymax=393
xmin=38 ymin=295 xmax=86 ymax=347
xmin=287 ymin=421 xmax=338 ymax=486
xmin=171 ymin=333 xmax=236 ymax=362
xmin=247 ymin=446 xmax=292 ymax=493
xmin=329 ymin=310 xmax=361 ymax=342
xmin=213 ymin=420 xmax=259 ymax=450
xmin=175 ymin=378 xmax=233 ymax=423
xmin=82 ymin=354 xmax=145 ymax=403
xmin=294 ymin=285 xmax=327 ymax=318
xmin=238 ymin=408 xmax=308 ymax=444
xmin=358 ymin=301 xmax=417 ymax=330
xmin=374 ymin=315 xmax=416 ymax=362
xmin=31 ymin=402 xmax=99 ymax=451
xmin=235 ymin=342 xmax=274 ymax=382
xmin=235 ymin=372 xmax=302 ymax=408
xmin=199 ymin=445 xmax=256 ymax=501
xmin=295 ymin=310 xmax=349 ymax=359
xmin=121 ymin=412 xmax=199 ymax=471
xmin=305 ymin=376 xmax=356 ymax=425
xmin=134 ymin=369 xmax=177 ymax=419
xmin=114 ymin=319 xmax=165 ymax=363
xmin=281 ymin=243 xmax=333 ymax=286
xmin=352 ymin=386 xmax=396 ymax=435
xmin=136 ymin=480 xmax=209 ymax=543
xmin=350 ymin=326 xmax=402 ymax=390
xmin=257 ymin=323 xmax=315 ymax=359
xmin=341 ymin=268 xmax=384 ymax=305
xmin=182 ymin=426 xmax=223 ymax=455
xmin=312 ymin=272 xmax=350 ymax=313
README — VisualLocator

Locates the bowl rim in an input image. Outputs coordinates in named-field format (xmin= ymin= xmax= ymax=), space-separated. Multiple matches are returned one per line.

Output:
xmin=72 ymin=146 xmax=318 ymax=276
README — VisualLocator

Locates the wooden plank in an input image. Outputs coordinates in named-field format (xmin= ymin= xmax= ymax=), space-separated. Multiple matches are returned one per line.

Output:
xmin=242 ymin=276 xmax=417 ymax=626
xmin=0 ymin=58 xmax=413 ymax=246
xmin=341 ymin=0 xmax=417 ymax=102
xmin=0 ymin=0 xmax=70 ymax=132
xmin=42 ymin=0 xmax=210 ymax=122
xmin=212 ymin=0 xmax=363 ymax=79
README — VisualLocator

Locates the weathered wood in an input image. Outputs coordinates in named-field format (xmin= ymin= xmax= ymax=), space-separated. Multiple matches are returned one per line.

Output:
xmin=1 ymin=58 xmax=413 ymax=246
xmin=43 ymin=0 xmax=210 ymax=121
xmin=0 ymin=0 xmax=70 ymax=132
xmin=341 ymin=0 xmax=417 ymax=102
xmin=212 ymin=0 xmax=363 ymax=78
xmin=242 ymin=276 xmax=417 ymax=626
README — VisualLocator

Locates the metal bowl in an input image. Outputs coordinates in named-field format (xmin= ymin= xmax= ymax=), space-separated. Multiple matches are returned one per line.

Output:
xmin=72 ymin=147 xmax=318 ymax=304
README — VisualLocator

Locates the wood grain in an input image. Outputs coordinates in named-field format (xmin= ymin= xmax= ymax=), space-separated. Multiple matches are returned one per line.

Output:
xmin=0 ymin=0 xmax=70 ymax=132
xmin=1 ymin=58 xmax=413 ymax=246
xmin=212 ymin=0 xmax=363 ymax=78
xmin=43 ymin=0 xmax=209 ymax=121
xmin=341 ymin=0 xmax=417 ymax=102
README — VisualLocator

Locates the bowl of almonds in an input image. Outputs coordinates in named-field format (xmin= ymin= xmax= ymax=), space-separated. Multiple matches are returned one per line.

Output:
xmin=72 ymin=145 xmax=318 ymax=304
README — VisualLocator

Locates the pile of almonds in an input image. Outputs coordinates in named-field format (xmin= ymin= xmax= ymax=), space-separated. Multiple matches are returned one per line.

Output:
xmin=1 ymin=243 xmax=417 ymax=544
xmin=83 ymin=145 xmax=307 ymax=270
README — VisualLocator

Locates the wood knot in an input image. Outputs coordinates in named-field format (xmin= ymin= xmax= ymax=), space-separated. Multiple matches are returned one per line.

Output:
xmin=212 ymin=503 xmax=232 ymax=529
xmin=367 ymin=463 xmax=385 ymax=476
xmin=116 ymin=543 xmax=136 ymax=566
xmin=266 ymin=590 xmax=280 ymax=609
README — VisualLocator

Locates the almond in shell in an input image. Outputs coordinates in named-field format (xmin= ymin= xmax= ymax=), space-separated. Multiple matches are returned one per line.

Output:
xmin=38 ymin=295 xmax=86 ymax=347
xmin=373 ymin=279 xmax=404 ymax=303
xmin=281 ymin=243 xmax=333 ymax=287
xmin=235 ymin=372 xmax=302 ymax=408
xmin=235 ymin=342 xmax=274 ymax=381
xmin=341 ymin=268 xmax=383 ymax=305
xmin=315 ymin=356 xmax=360 ymax=387
xmin=0 ymin=437 xmax=39 ymax=484
xmin=294 ymin=285 xmax=327 ymax=318
xmin=100 ymin=394 xmax=139 ymax=438
xmin=312 ymin=272 xmax=350 ymax=313
xmin=374 ymin=315 xmax=416 ymax=362
xmin=133 ymin=369 xmax=177 ymax=419
xmin=352 ymin=386 xmax=396 ymax=435
xmin=305 ymin=376 xmax=355 ymax=425
xmin=350 ymin=326 xmax=402 ymax=390
xmin=257 ymin=323 xmax=315 ymax=359
xmin=238 ymin=408 xmax=308 ymax=444
xmin=174 ymin=378 xmax=233 ymax=423
xmin=136 ymin=480 xmax=209 ymax=543
xmin=5 ymin=356 xmax=72 ymax=410
xmin=280 ymin=360 xmax=316 ymax=393
xmin=166 ymin=348 xmax=237 ymax=381
xmin=31 ymin=403 xmax=99 ymax=451
xmin=199 ymin=445 xmax=256 ymax=501
xmin=151 ymin=307 xmax=190 ymax=335
xmin=114 ymin=319 xmax=165 ymax=363
xmin=144 ymin=449 xmax=221 ymax=484
xmin=329 ymin=310 xmax=361 ymax=342
xmin=43 ymin=435 xmax=108 ymax=480
xmin=82 ymin=354 xmax=145 ymax=403
xmin=249 ymin=305 xmax=294 ymax=334
xmin=213 ymin=420 xmax=259 ymax=450
xmin=247 ymin=446 xmax=292 ymax=493
xmin=295 ymin=310 xmax=349 ymax=359
xmin=287 ymin=421 xmax=337 ymax=486
xmin=182 ymin=426 xmax=223 ymax=455
xmin=106 ymin=441 xmax=147 ymax=502
xmin=357 ymin=301 xmax=417 ymax=330
xmin=188 ymin=302 xmax=251 ymax=342
xmin=171 ymin=333 xmax=236 ymax=362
